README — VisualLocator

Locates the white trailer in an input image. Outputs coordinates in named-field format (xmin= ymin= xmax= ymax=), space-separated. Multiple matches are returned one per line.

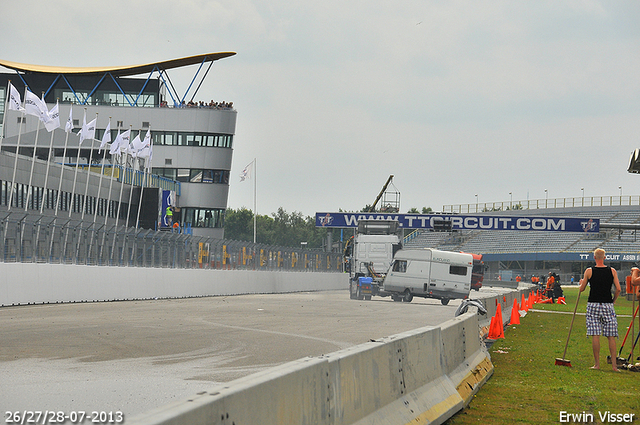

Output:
xmin=383 ymin=248 xmax=473 ymax=305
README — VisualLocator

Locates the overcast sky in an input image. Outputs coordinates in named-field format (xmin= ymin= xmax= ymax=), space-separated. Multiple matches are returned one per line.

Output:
xmin=2 ymin=1 xmax=639 ymax=217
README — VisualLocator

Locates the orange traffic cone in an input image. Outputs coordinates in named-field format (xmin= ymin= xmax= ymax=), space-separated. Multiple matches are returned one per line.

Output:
xmin=495 ymin=303 xmax=505 ymax=338
xmin=487 ymin=314 xmax=496 ymax=337
xmin=488 ymin=307 xmax=505 ymax=339
xmin=528 ymin=292 xmax=534 ymax=309
xmin=509 ymin=298 xmax=520 ymax=325
xmin=521 ymin=293 xmax=526 ymax=311
xmin=557 ymin=296 xmax=566 ymax=305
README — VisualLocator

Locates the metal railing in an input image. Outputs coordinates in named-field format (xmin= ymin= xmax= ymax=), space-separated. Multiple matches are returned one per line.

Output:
xmin=0 ymin=212 xmax=342 ymax=272
xmin=443 ymin=195 xmax=640 ymax=214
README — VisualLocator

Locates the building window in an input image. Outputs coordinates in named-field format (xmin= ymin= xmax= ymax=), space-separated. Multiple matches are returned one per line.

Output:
xmin=182 ymin=208 xmax=224 ymax=228
xmin=152 ymin=168 xmax=229 ymax=184
xmin=151 ymin=131 xmax=232 ymax=148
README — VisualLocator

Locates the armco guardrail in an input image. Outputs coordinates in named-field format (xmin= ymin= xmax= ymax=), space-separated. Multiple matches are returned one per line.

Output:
xmin=129 ymin=308 xmax=496 ymax=425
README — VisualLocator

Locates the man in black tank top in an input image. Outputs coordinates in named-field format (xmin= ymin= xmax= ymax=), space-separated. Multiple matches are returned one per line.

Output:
xmin=579 ymin=248 xmax=621 ymax=371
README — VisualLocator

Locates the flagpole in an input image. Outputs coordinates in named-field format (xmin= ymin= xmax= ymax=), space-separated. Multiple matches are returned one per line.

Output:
xmin=80 ymin=113 xmax=98 ymax=221
xmin=111 ymin=127 xmax=131 ymax=264
xmin=121 ymin=129 xmax=141 ymax=265
xmin=69 ymin=109 xmax=87 ymax=218
xmin=54 ymin=106 xmax=73 ymax=217
xmin=40 ymin=101 xmax=59 ymax=214
xmin=253 ymin=158 xmax=257 ymax=244
xmin=24 ymin=114 xmax=42 ymax=211
xmin=104 ymin=129 xmax=120 ymax=228
xmin=0 ymin=81 xmax=11 ymax=152
xmin=8 ymin=87 xmax=29 ymax=211
xmin=124 ymin=129 xmax=139 ymax=229
xmin=50 ymin=106 xmax=73 ymax=261
xmin=134 ymin=129 xmax=151 ymax=231
xmin=93 ymin=118 xmax=111 ymax=224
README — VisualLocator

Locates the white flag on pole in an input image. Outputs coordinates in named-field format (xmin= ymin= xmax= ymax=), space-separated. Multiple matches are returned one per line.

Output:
xmin=119 ymin=129 xmax=131 ymax=155
xmin=137 ymin=145 xmax=150 ymax=159
xmin=142 ymin=129 xmax=151 ymax=148
xmin=44 ymin=102 xmax=60 ymax=132
xmin=8 ymin=82 xmax=24 ymax=112
xmin=131 ymin=133 xmax=146 ymax=158
xmin=24 ymin=91 xmax=49 ymax=122
xmin=79 ymin=111 xmax=87 ymax=144
xmin=109 ymin=129 xmax=122 ymax=156
xmin=240 ymin=161 xmax=253 ymax=182
xmin=99 ymin=120 xmax=111 ymax=153
xmin=130 ymin=134 xmax=144 ymax=158
xmin=65 ymin=106 xmax=74 ymax=133
xmin=79 ymin=112 xmax=97 ymax=145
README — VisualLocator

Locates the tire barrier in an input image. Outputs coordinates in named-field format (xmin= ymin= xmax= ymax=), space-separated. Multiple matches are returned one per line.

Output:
xmin=129 ymin=310 xmax=494 ymax=425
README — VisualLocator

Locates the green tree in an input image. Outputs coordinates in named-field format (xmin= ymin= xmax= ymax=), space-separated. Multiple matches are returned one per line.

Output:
xmin=223 ymin=208 xmax=255 ymax=242
xmin=224 ymin=207 xmax=327 ymax=248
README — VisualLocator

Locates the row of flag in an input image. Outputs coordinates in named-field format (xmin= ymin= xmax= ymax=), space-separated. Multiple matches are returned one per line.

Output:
xmin=7 ymin=82 xmax=152 ymax=162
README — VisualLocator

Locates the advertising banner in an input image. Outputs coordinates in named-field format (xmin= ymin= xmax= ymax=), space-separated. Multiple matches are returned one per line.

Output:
xmin=315 ymin=212 xmax=599 ymax=233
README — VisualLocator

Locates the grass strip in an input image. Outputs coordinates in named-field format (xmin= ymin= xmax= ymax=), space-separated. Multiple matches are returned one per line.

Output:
xmin=446 ymin=287 xmax=640 ymax=424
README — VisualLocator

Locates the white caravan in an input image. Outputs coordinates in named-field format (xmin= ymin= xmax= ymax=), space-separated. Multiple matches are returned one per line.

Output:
xmin=383 ymin=248 xmax=473 ymax=305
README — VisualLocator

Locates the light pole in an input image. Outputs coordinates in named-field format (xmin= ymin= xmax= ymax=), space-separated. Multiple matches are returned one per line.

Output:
xmin=619 ymin=186 xmax=622 ymax=196
xmin=544 ymin=189 xmax=548 ymax=208
xmin=581 ymin=188 xmax=584 ymax=207
xmin=509 ymin=192 xmax=513 ymax=209
xmin=475 ymin=194 xmax=478 ymax=212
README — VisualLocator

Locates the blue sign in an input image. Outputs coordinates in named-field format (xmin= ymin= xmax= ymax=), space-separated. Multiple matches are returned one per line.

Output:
xmin=315 ymin=212 xmax=599 ymax=233
xmin=482 ymin=252 xmax=640 ymax=262
xmin=160 ymin=190 xmax=175 ymax=228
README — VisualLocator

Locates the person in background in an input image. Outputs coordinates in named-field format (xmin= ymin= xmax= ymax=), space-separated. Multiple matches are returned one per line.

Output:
xmin=579 ymin=248 xmax=621 ymax=372
xmin=630 ymin=264 xmax=640 ymax=298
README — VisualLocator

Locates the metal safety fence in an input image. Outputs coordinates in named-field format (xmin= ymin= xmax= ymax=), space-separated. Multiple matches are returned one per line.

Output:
xmin=0 ymin=212 xmax=343 ymax=271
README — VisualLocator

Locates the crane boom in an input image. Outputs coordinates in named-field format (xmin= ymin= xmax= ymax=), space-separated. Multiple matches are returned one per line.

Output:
xmin=369 ymin=175 xmax=394 ymax=212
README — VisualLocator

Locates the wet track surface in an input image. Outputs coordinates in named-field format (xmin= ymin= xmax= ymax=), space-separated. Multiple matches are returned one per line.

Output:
xmin=0 ymin=288 xmax=508 ymax=417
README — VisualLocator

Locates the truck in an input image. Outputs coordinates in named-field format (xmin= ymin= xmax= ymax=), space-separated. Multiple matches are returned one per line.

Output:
xmin=383 ymin=248 xmax=474 ymax=305
xmin=345 ymin=220 xmax=402 ymax=300
xmin=345 ymin=220 xmax=480 ymax=305
xmin=467 ymin=252 xmax=484 ymax=291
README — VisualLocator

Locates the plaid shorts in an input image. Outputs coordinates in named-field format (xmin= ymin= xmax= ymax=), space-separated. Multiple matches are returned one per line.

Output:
xmin=585 ymin=302 xmax=618 ymax=337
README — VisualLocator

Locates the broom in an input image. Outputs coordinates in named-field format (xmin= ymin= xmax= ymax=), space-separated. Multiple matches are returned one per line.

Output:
xmin=555 ymin=288 xmax=582 ymax=367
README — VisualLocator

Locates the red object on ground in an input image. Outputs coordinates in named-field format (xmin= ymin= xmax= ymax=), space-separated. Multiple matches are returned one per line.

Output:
xmin=509 ymin=298 xmax=520 ymax=325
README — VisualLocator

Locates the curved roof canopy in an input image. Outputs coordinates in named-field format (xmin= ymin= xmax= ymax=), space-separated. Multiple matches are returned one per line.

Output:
xmin=0 ymin=52 xmax=236 ymax=77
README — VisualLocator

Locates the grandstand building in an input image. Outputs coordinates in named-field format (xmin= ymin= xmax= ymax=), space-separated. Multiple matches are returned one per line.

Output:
xmin=0 ymin=53 xmax=236 ymax=238
xmin=404 ymin=202 xmax=640 ymax=284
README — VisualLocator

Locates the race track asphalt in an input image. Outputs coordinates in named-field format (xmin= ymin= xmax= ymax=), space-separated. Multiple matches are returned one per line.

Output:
xmin=0 ymin=288 xmax=507 ymax=418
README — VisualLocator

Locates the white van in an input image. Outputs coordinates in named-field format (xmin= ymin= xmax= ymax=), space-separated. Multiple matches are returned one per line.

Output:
xmin=382 ymin=248 xmax=473 ymax=305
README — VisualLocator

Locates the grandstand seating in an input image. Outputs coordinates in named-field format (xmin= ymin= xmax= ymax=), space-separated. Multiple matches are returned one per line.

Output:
xmin=404 ymin=206 xmax=640 ymax=255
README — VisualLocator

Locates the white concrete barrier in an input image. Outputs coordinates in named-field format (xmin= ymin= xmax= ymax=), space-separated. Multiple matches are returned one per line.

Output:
xmin=0 ymin=263 xmax=346 ymax=306
xmin=129 ymin=310 xmax=493 ymax=425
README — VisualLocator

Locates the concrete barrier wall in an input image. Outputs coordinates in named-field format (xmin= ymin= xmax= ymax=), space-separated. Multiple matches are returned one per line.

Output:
xmin=0 ymin=263 xmax=346 ymax=306
xmin=130 ymin=310 xmax=494 ymax=425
